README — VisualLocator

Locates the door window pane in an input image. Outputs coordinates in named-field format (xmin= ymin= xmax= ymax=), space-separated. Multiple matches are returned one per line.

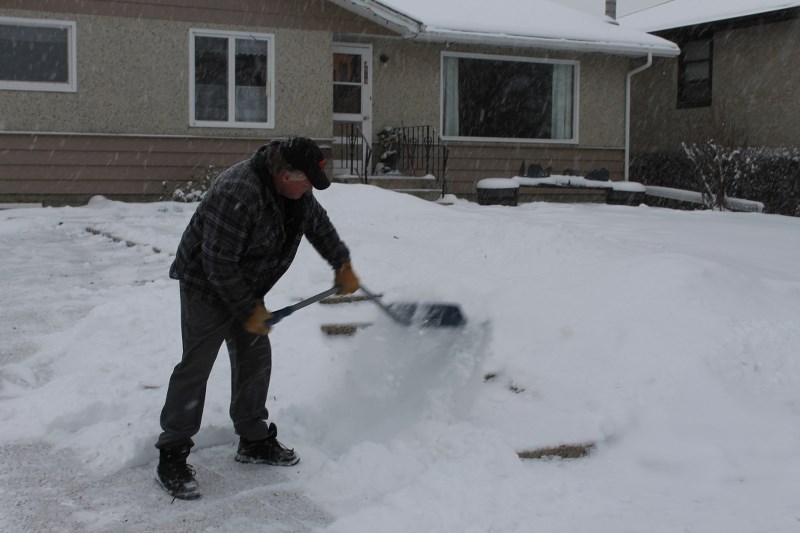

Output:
xmin=333 ymin=53 xmax=361 ymax=83
xmin=334 ymin=85 xmax=361 ymax=114
xmin=333 ymin=53 xmax=362 ymax=114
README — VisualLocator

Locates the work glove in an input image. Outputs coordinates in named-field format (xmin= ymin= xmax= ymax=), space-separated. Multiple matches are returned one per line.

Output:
xmin=334 ymin=261 xmax=360 ymax=295
xmin=243 ymin=302 xmax=273 ymax=336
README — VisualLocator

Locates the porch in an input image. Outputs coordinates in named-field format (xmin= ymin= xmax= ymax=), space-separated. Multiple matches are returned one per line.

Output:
xmin=331 ymin=124 xmax=448 ymax=201
xmin=330 ymin=122 xmax=629 ymax=205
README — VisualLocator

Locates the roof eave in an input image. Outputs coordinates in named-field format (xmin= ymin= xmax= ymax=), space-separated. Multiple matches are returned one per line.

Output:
xmin=327 ymin=0 xmax=422 ymax=37
xmin=620 ymin=4 xmax=800 ymax=33
xmin=327 ymin=0 xmax=679 ymax=57
xmin=412 ymin=29 xmax=680 ymax=57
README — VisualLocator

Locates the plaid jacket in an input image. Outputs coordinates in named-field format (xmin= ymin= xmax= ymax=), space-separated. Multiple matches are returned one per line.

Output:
xmin=169 ymin=145 xmax=350 ymax=321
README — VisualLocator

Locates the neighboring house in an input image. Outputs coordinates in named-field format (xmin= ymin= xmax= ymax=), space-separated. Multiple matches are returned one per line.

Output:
xmin=620 ymin=0 xmax=800 ymax=153
xmin=0 ymin=0 xmax=677 ymax=205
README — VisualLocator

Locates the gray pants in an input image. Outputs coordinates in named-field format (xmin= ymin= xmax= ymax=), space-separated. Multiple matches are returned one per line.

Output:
xmin=155 ymin=289 xmax=272 ymax=449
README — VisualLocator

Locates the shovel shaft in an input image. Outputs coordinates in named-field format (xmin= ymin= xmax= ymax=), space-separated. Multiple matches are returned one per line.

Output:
xmin=265 ymin=286 xmax=341 ymax=327
xmin=360 ymin=285 xmax=413 ymax=326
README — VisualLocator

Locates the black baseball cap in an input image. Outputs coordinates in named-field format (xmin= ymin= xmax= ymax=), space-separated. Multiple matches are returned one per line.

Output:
xmin=279 ymin=136 xmax=330 ymax=190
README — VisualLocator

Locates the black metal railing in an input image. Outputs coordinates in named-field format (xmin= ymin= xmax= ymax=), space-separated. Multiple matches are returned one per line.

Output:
xmin=334 ymin=123 xmax=372 ymax=183
xmin=393 ymin=126 xmax=449 ymax=195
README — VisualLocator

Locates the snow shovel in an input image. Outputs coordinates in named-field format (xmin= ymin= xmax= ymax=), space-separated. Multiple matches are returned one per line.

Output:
xmin=360 ymin=285 xmax=467 ymax=328
xmin=265 ymin=286 xmax=341 ymax=327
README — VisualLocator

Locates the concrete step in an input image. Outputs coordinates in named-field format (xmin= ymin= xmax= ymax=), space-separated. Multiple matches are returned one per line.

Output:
xmin=367 ymin=177 xmax=440 ymax=190
xmin=392 ymin=189 xmax=443 ymax=201
xmin=331 ymin=173 xmax=443 ymax=202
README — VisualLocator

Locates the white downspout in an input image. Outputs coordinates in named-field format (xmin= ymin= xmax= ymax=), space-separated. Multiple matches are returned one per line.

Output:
xmin=625 ymin=53 xmax=652 ymax=181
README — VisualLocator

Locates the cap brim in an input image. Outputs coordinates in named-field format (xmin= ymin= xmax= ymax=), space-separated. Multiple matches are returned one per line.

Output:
xmin=307 ymin=166 xmax=331 ymax=190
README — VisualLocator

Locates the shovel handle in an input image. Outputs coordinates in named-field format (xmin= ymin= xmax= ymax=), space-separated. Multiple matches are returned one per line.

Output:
xmin=265 ymin=286 xmax=341 ymax=327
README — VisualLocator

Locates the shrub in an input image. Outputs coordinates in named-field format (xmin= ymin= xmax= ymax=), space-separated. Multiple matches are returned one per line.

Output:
xmin=631 ymin=146 xmax=800 ymax=216
xmin=160 ymin=165 xmax=219 ymax=202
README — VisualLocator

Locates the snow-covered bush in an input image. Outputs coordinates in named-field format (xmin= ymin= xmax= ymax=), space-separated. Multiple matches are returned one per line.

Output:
xmin=631 ymin=146 xmax=800 ymax=216
xmin=682 ymin=140 xmax=746 ymax=210
xmin=160 ymin=165 xmax=219 ymax=203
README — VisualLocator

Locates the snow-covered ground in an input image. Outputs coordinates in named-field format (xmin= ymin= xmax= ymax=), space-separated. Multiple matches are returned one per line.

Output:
xmin=2 ymin=184 xmax=799 ymax=532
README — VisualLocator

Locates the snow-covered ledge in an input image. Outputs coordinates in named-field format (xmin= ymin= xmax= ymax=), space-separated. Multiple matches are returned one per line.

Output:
xmin=476 ymin=178 xmax=520 ymax=206
xmin=645 ymin=186 xmax=765 ymax=213
xmin=510 ymin=175 xmax=648 ymax=205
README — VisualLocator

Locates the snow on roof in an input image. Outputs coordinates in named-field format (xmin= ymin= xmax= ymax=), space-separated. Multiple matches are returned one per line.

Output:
xmin=330 ymin=0 xmax=679 ymax=56
xmin=619 ymin=0 xmax=800 ymax=32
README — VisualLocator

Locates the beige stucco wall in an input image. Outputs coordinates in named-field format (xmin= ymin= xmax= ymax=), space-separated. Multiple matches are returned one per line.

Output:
xmin=578 ymin=54 xmax=629 ymax=147
xmin=631 ymin=16 xmax=800 ymax=152
xmin=0 ymin=9 xmax=333 ymax=138
xmin=2 ymin=6 xmax=634 ymax=149
xmin=355 ymin=38 xmax=630 ymax=149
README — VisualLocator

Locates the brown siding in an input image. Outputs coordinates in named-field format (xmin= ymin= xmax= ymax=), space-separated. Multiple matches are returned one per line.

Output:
xmin=0 ymin=133 xmax=330 ymax=204
xmin=443 ymin=143 xmax=624 ymax=195
xmin=0 ymin=133 xmax=622 ymax=203
xmin=0 ymin=0 xmax=395 ymax=35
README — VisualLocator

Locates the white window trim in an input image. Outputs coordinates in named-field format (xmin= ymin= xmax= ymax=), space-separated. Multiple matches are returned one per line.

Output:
xmin=439 ymin=51 xmax=580 ymax=145
xmin=189 ymin=28 xmax=275 ymax=129
xmin=0 ymin=16 xmax=77 ymax=93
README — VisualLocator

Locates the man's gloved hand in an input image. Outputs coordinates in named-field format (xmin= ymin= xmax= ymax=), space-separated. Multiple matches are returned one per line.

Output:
xmin=334 ymin=261 xmax=360 ymax=295
xmin=243 ymin=302 xmax=273 ymax=336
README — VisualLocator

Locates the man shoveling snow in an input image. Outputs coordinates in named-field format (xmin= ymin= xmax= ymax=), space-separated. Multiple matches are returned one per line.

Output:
xmin=154 ymin=137 xmax=360 ymax=500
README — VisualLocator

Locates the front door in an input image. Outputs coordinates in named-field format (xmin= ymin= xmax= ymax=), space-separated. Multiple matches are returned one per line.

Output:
xmin=332 ymin=43 xmax=372 ymax=177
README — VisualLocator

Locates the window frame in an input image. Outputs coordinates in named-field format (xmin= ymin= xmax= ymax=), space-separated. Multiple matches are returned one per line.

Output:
xmin=189 ymin=28 xmax=275 ymax=129
xmin=439 ymin=51 xmax=580 ymax=144
xmin=677 ymin=35 xmax=713 ymax=109
xmin=0 ymin=16 xmax=77 ymax=93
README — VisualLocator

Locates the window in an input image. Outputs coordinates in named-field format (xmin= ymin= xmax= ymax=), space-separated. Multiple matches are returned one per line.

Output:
xmin=678 ymin=36 xmax=712 ymax=108
xmin=0 ymin=17 xmax=76 ymax=92
xmin=190 ymin=29 xmax=274 ymax=128
xmin=333 ymin=52 xmax=363 ymax=114
xmin=442 ymin=52 xmax=577 ymax=142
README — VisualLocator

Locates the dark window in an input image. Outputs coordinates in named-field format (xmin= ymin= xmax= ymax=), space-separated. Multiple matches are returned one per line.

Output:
xmin=194 ymin=36 xmax=228 ymax=121
xmin=192 ymin=30 xmax=272 ymax=126
xmin=678 ymin=37 xmax=712 ymax=108
xmin=443 ymin=54 xmax=575 ymax=141
xmin=0 ymin=19 xmax=74 ymax=91
xmin=234 ymin=39 xmax=268 ymax=123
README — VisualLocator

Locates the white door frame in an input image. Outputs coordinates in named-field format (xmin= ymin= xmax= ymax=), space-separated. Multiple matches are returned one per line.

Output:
xmin=332 ymin=42 xmax=373 ymax=146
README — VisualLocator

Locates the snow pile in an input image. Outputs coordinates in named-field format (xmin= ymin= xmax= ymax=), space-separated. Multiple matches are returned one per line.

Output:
xmin=2 ymin=184 xmax=800 ymax=531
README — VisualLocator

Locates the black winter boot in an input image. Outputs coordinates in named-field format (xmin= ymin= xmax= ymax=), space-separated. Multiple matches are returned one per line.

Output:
xmin=236 ymin=423 xmax=300 ymax=466
xmin=155 ymin=445 xmax=201 ymax=500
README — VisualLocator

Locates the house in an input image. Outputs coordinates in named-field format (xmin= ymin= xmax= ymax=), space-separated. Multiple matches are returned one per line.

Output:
xmin=620 ymin=0 xmax=800 ymax=153
xmin=0 ymin=0 xmax=677 ymax=205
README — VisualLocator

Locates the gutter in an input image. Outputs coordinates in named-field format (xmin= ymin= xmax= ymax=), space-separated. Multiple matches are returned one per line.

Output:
xmin=327 ymin=0 xmax=422 ymax=37
xmin=411 ymin=29 xmax=678 ymax=57
xmin=331 ymin=0 xmax=679 ymax=57
xmin=624 ymin=52 xmax=652 ymax=181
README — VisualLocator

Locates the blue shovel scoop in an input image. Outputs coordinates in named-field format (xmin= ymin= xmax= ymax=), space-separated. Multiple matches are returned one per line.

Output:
xmin=263 ymin=285 xmax=467 ymax=328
